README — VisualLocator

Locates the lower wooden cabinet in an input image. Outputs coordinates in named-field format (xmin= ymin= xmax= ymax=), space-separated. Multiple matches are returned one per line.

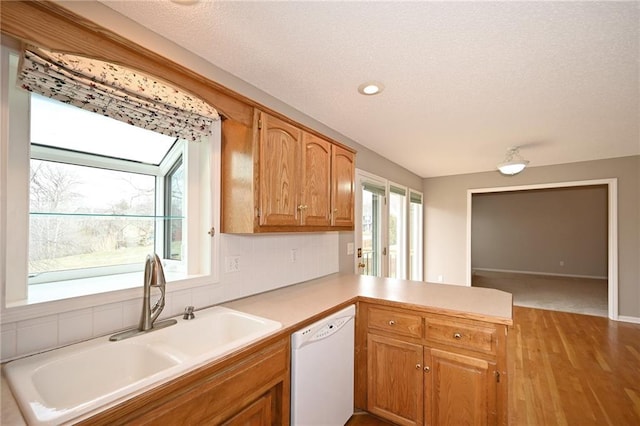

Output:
xmin=222 ymin=390 xmax=274 ymax=425
xmin=425 ymin=348 xmax=497 ymax=426
xmin=79 ymin=337 xmax=290 ymax=425
xmin=368 ymin=334 xmax=423 ymax=425
xmin=358 ymin=303 xmax=508 ymax=426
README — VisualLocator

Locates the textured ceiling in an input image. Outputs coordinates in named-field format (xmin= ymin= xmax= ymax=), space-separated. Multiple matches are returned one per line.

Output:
xmin=100 ymin=0 xmax=639 ymax=178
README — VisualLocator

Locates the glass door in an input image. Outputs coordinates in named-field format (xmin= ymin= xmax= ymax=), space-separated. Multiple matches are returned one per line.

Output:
xmin=388 ymin=185 xmax=407 ymax=279
xmin=409 ymin=190 xmax=423 ymax=280
xmin=357 ymin=173 xmax=387 ymax=276
xmin=355 ymin=170 xmax=423 ymax=281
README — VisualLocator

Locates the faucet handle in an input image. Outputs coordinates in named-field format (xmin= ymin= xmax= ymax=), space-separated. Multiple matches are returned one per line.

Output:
xmin=183 ymin=306 xmax=195 ymax=320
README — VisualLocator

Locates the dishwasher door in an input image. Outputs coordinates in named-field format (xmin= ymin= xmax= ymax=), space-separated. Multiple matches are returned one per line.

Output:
xmin=291 ymin=304 xmax=356 ymax=426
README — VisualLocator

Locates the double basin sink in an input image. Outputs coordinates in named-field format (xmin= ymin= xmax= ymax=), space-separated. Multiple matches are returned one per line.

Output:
xmin=4 ymin=306 xmax=282 ymax=425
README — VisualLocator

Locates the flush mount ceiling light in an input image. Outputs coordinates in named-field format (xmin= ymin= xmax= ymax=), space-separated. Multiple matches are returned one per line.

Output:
xmin=358 ymin=82 xmax=384 ymax=96
xmin=497 ymin=146 xmax=529 ymax=175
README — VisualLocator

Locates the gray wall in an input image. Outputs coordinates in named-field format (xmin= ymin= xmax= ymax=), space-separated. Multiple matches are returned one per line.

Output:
xmin=424 ymin=155 xmax=640 ymax=318
xmin=471 ymin=186 xmax=608 ymax=278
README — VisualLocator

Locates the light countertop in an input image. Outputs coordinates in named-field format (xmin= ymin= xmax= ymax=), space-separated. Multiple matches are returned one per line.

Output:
xmin=1 ymin=273 xmax=512 ymax=425
xmin=224 ymin=273 xmax=513 ymax=329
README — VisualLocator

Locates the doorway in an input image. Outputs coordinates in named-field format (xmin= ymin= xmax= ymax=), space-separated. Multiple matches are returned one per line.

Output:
xmin=466 ymin=179 xmax=618 ymax=320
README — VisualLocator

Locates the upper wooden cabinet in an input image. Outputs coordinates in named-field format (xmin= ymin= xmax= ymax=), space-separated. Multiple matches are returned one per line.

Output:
xmin=331 ymin=144 xmax=355 ymax=227
xmin=222 ymin=110 xmax=355 ymax=233
xmin=258 ymin=114 xmax=303 ymax=227
xmin=301 ymin=132 xmax=332 ymax=227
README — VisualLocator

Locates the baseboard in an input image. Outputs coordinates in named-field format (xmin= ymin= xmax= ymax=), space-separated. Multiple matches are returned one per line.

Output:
xmin=617 ymin=315 xmax=640 ymax=324
xmin=472 ymin=268 xmax=607 ymax=281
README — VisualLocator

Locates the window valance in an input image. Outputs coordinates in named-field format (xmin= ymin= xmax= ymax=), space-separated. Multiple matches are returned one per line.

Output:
xmin=19 ymin=46 xmax=219 ymax=142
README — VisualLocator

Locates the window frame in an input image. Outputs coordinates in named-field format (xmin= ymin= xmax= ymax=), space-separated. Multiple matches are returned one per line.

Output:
xmin=1 ymin=44 xmax=220 ymax=319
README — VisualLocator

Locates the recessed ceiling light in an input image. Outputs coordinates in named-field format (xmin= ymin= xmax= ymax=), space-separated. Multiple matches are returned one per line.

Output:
xmin=170 ymin=0 xmax=199 ymax=4
xmin=358 ymin=82 xmax=384 ymax=96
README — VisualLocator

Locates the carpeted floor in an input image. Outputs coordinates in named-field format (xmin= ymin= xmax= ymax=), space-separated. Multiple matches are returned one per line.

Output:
xmin=472 ymin=270 xmax=608 ymax=317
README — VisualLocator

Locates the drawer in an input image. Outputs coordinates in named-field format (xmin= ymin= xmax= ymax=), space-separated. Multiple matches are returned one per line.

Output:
xmin=425 ymin=318 xmax=496 ymax=355
xmin=368 ymin=306 xmax=423 ymax=338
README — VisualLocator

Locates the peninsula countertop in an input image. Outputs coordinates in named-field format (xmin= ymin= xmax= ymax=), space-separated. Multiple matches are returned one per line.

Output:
xmin=1 ymin=273 xmax=512 ymax=425
xmin=223 ymin=273 xmax=513 ymax=330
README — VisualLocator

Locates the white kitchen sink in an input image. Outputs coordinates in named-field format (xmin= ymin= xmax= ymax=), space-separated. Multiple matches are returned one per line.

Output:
xmin=4 ymin=306 xmax=281 ymax=425
xmin=142 ymin=307 xmax=282 ymax=359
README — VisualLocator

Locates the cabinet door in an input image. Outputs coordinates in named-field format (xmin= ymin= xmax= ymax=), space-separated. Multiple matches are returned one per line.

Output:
xmin=259 ymin=113 xmax=302 ymax=226
xmin=301 ymin=133 xmax=331 ymax=226
xmin=331 ymin=145 xmax=355 ymax=227
xmin=424 ymin=348 xmax=496 ymax=426
xmin=222 ymin=390 xmax=273 ymax=425
xmin=367 ymin=334 xmax=424 ymax=426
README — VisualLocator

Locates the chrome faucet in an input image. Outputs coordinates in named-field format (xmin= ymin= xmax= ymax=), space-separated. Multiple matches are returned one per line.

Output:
xmin=139 ymin=253 xmax=168 ymax=331
xmin=110 ymin=253 xmax=177 ymax=341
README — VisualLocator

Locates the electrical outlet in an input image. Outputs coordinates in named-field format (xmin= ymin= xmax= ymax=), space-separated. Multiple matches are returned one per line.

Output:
xmin=225 ymin=256 xmax=240 ymax=273
xmin=559 ymin=260 xmax=565 ymax=267
xmin=437 ymin=274 xmax=444 ymax=282
xmin=290 ymin=249 xmax=297 ymax=263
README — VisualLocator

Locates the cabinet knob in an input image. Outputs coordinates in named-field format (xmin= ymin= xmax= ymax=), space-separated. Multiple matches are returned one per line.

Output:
xmin=415 ymin=363 xmax=421 ymax=370
xmin=453 ymin=332 xmax=462 ymax=339
xmin=424 ymin=366 xmax=430 ymax=372
xmin=388 ymin=320 xmax=395 ymax=326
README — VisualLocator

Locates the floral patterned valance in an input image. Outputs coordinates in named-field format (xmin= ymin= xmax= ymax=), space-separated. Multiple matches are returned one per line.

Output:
xmin=19 ymin=46 xmax=219 ymax=142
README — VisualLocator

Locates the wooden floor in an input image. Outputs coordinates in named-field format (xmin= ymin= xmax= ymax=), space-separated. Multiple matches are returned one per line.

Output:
xmin=347 ymin=307 xmax=640 ymax=425
xmin=508 ymin=306 xmax=640 ymax=425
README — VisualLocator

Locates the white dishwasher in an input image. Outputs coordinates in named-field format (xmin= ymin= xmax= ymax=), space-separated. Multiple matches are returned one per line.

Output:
xmin=291 ymin=304 xmax=356 ymax=426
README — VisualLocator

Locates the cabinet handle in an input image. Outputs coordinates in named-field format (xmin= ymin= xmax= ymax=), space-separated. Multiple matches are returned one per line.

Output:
xmin=453 ymin=332 xmax=462 ymax=339
xmin=415 ymin=363 xmax=421 ymax=370
xmin=388 ymin=320 xmax=395 ymax=326
xmin=297 ymin=205 xmax=308 ymax=211
xmin=424 ymin=366 xmax=430 ymax=372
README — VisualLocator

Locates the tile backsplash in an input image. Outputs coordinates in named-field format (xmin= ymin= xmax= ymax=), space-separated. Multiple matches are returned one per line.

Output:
xmin=0 ymin=232 xmax=341 ymax=362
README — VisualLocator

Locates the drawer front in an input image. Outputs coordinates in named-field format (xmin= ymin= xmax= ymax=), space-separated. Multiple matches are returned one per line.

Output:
xmin=425 ymin=318 xmax=496 ymax=355
xmin=368 ymin=306 xmax=423 ymax=338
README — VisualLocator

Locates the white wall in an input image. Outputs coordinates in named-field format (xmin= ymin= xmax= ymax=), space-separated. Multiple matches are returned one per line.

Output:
xmin=423 ymin=155 xmax=640 ymax=318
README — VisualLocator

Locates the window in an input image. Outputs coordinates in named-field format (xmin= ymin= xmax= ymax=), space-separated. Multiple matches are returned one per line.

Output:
xmin=164 ymin=157 xmax=184 ymax=261
xmin=28 ymin=92 xmax=183 ymax=285
xmin=2 ymin=46 xmax=218 ymax=306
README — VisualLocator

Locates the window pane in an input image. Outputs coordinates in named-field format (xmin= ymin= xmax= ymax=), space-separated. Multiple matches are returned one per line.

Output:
xmin=29 ymin=159 xmax=155 ymax=278
xmin=410 ymin=192 xmax=423 ymax=281
xmin=389 ymin=189 xmax=407 ymax=279
xmin=165 ymin=158 xmax=184 ymax=260
xmin=361 ymin=186 xmax=384 ymax=276
xmin=30 ymin=93 xmax=176 ymax=165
